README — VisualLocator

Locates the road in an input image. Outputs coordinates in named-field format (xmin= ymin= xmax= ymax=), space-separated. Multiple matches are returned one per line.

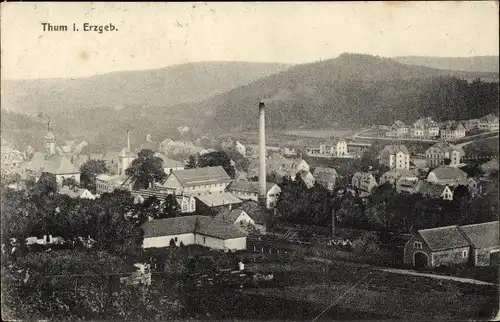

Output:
xmin=351 ymin=128 xmax=438 ymax=143
xmin=454 ymin=133 xmax=499 ymax=149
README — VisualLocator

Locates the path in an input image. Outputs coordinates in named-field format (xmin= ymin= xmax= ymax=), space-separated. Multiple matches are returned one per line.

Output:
xmin=380 ymin=268 xmax=497 ymax=286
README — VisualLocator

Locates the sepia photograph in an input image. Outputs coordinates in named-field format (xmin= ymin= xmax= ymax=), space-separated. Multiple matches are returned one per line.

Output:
xmin=1 ymin=1 xmax=499 ymax=321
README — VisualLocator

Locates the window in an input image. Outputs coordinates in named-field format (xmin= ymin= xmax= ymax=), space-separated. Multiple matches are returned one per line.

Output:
xmin=414 ymin=241 xmax=423 ymax=249
xmin=203 ymin=237 xmax=206 ymax=244
xmin=462 ymin=250 xmax=467 ymax=258
xmin=175 ymin=237 xmax=178 ymax=242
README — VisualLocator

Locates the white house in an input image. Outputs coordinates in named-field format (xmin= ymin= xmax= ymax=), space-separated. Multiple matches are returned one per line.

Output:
xmin=58 ymin=186 xmax=96 ymax=199
xmin=479 ymin=114 xmax=499 ymax=132
xmin=141 ymin=215 xmax=247 ymax=251
xmin=319 ymin=139 xmax=348 ymax=157
xmin=379 ymin=145 xmax=410 ymax=170
xmin=385 ymin=121 xmax=409 ymax=137
xmin=440 ymin=122 xmax=466 ymax=140
xmin=235 ymin=141 xmax=246 ymax=156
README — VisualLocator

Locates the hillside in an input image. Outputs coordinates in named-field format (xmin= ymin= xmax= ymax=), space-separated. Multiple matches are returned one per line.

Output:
xmin=200 ymin=53 xmax=499 ymax=132
xmin=394 ymin=56 xmax=499 ymax=74
xmin=1 ymin=61 xmax=291 ymax=116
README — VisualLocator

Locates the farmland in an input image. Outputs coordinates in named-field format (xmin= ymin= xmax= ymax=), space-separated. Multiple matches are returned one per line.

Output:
xmin=187 ymin=260 xmax=498 ymax=320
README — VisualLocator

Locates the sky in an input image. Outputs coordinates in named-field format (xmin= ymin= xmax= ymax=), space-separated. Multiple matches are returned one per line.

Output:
xmin=1 ymin=1 xmax=498 ymax=80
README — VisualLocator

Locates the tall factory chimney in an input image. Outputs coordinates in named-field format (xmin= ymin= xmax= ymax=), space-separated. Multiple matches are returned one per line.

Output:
xmin=127 ymin=130 xmax=131 ymax=152
xmin=258 ymin=101 xmax=267 ymax=207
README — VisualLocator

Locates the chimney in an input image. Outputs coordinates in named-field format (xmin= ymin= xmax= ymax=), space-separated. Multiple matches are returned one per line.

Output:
xmin=127 ymin=130 xmax=131 ymax=152
xmin=258 ymin=101 xmax=267 ymax=207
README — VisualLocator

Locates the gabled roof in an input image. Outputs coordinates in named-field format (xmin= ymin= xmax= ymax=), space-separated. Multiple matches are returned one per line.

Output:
xmin=442 ymin=122 xmax=465 ymax=131
xmin=418 ymin=182 xmax=450 ymax=199
xmin=427 ymin=142 xmax=463 ymax=155
xmin=58 ymin=187 xmax=93 ymax=198
xmin=196 ymin=192 xmax=242 ymax=207
xmin=313 ymin=167 xmax=338 ymax=182
xmin=429 ymin=166 xmax=467 ymax=180
xmin=459 ymin=221 xmax=499 ymax=249
xmin=418 ymin=225 xmax=470 ymax=251
xmin=170 ymin=166 xmax=231 ymax=187
xmin=26 ymin=154 xmax=79 ymax=175
xmin=300 ymin=171 xmax=316 ymax=189
xmin=381 ymin=145 xmax=409 ymax=155
xmin=392 ymin=120 xmax=407 ymax=128
xmin=214 ymin=209 xmax=248 ymax=224
xmin=141 ymin=215 xmax=246 ymax=239
xmin=227 ymin=180 xmax=276 ymax=194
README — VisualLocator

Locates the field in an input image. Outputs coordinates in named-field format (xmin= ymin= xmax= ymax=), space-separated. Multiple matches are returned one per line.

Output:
xmin=186 ymin=260 xmax=498 ymax=320
xmin=471 ymin=136 xmax=500 ymax=152
xmin=280 ymin=128 xmax=357 ymax=139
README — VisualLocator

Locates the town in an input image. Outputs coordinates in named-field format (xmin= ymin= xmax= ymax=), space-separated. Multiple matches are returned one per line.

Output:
xmin=1 ymin=2 xmax=499 ymax=321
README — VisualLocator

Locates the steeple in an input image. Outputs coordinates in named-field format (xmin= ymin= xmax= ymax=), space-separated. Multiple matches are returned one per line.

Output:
xmin=44 ymin=118 xmax=56 ymax=157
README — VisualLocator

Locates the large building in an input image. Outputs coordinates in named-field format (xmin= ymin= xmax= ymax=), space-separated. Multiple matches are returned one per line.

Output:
xmin=403 ymin=221 xmax=499 ymax=268
xmin=156 ymin=166 xmax=232 ymax=196
xmin=479 ymin=114 xmax=499 ymax=132
xmin=425 ymin=142 xmax=464 ymax=168
xmin=440 ymin=122 xmax=466 ymax=140
xmin=319 ymin=138 xmax=348 ymax=157
xmin=385 ymin=121 xmax=409 ymax=137
xmin=141 ymin=215 xmax=247 ymax=251
xmin=412 ymin=117 xmax=440 ymax=137
xmin=379 ymin=145 xmax=410 ymax=170
xmin=426 ymin=166 xmax=468 ymax=186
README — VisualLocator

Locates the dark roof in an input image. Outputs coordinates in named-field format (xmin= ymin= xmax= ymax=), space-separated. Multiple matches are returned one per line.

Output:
xmin=141 ymin=215 xmax=247 ymax=240
xmin=459 ymin=221 xmax=499 ymax=249
xmin=196 ymin=192 xmax=242 ymax=207
xmin=381 ymin=145 xmax=409 ymax=155
xmin=418 ymin=182 xmax=448 ymax=199
xmin=171 ymin=166 xmax=231 ymax=187
xmin=215 ymin=209 xmax=248 ymax=224
xmin=429 ymin=166 xmax=467 ymax=181
xmin=418 ymin=225 xmax=470 ymax=251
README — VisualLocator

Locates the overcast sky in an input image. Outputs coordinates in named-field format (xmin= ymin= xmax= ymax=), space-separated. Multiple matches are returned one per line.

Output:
xmin=1 ymin=2 xmax=498 ymax=80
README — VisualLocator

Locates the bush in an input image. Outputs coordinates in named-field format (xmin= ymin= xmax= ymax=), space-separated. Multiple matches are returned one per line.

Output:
xmin=352 ymin=232 xmax=380 ymax=255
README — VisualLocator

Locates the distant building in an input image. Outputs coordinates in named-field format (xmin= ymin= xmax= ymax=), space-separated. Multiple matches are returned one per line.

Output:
xmin=95 ymin=174 xmax=133 ymax=195
xmin=413 ymin=117 xmax=440 ymax=137
xmin=195 ymin=192 xmax=242 ymax=215
xmin=351 ymin=172 xmax=378 ymax=197
xmin=141 ymin=216 xmax=247 ymax=251
xmin=379 ymin=145 xmax=410 ymax=170
xmin=156 ymin=166 xmax=232 ymax=196
xmin=154 ymin=153 xmax=185 ymax=174
xmin=312 ymin=167 xmax=338 ymax=191
xmin=425 ymin=142 xmax=464 ymax=168
xmin=426 ymin=166 xmax=468 ymax=186
xmin=58 ymin=186 xmax=96 ymax=199
xmin=380 ymin=169 xmax=418 ymax=185
xmin=385 ymin=121 xmax=409 ymax=137
xmin=319 ymin=139 xmax=348 ymax=157
xmin=235 ymin=141 xmax=246 ymax=156
xmin=132 ymin=189 xmax=196 ymax=213
xmin=479 ymin=114 xmax=499 ymax=132
xmin=403 ymin=221 xmax=499 ymax=268
xmin=214 ymin=209 xmax=260 ymax=234
xmin=226 ymin=180 xmax=281 ymax=209
xmin=440 ymin=122 xmax=466 ymax=140
xmin=464 ymin=119 xmax=480 ymax=132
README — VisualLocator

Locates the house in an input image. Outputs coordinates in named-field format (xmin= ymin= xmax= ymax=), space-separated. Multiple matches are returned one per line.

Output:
xmin=413 ymin=117 xmax=440 ymax=137
xmin=95 ymin=174 xmax=133 ymax=195
xmin=281 ymin=146 xmax=298 ymax=157
xmin=195 ymin=192 xmax=242 ymax=215
xmin=299 ymin=171 xmax=316 ymax=189
xmin=214 ymin=209 xmax=259 ymax=234
xmin=141 ymin=215 xmax=247 ymax=251
xmin=132 ymin=189 xmax=196 ymax=213
xmin=312 ymin=167 xmax=338 ymax=191
xmin=418 ymin=182 xmax=454 ymax=200
xmin=22 ymin=152 xmax=81 ymax=186
xmin=464 ymin=119 xmax=480 ymax=132
xmin=235 ymin=141 xmax=246 ymax=156
xmin=409 ymin=127 xmax=425 ymax=138
xmin=226 ymin=180 xmax=281 ymax=209
xmin=58 ymin=186 xmax=96 ymax=199
xmin=403 ymin=225 xmax=472 ymax=269
xmin=479 ymin=114 xmax=499 ymax=132
xmin=265 ymin=155 xmax=310 ymax=180
xmin=459 ymin=222 xmax=499 ymax=266
xmin=319 ymin=138 xmax=348 ymax=157
xmin=154 ymin=153 xmax=185 ymax=174
xmin=403 ymin=221 xmax=499 ymax=268
xmin=157 ymin=166 xmax=232 ymax=196
xmin=427 ymin=166 xmax=468 ymax=186
xmin=425 ymin=142 xmax=464 ymax=168
xmin=440 ymin=122 xmax=466 ymax=140
xmin=379 ymin=145 xmax=410 ymax=170
xmin=379 ymin=169 xmax=418 ymax=185
xmin=385 ymin=121 xmax=409 ymax=137
xmin=351 ymin=172 xmax=378 ymax=197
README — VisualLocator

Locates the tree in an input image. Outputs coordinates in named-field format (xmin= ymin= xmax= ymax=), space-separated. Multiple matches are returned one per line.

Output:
xmin=160 ymin=194 xmax=180 ymax=219
xmin=186 ymin=155 xmax=198 ymax=169
xmin=34 ymin=172 xmax=57 ymax=196
xmin=125 ymin=149 xmax=166 ymax=190
xmin=80 ymin=159 xmax=107 ymax=192
xmin=198 ymin=150 xmax=235 ymax=178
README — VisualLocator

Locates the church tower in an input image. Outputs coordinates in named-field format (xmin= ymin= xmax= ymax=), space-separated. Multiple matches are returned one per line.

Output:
xmin=118 ymin=130 xmax=136 ymax=175
xmin=44 ymin=118 xmax=56 ymax=158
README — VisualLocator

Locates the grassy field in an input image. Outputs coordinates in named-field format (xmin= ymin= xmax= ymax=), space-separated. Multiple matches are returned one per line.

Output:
xmin=231 ymin=260 xmax=498 ymax=320
xmin=280 ymin=128 xmax=356 ymax=139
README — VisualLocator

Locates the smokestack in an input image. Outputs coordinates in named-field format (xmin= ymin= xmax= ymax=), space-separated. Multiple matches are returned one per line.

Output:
xmin=127 ymin=130 xmax=130 ymax=152
xmin=258 ymin=101 xmax=267 ymax=206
